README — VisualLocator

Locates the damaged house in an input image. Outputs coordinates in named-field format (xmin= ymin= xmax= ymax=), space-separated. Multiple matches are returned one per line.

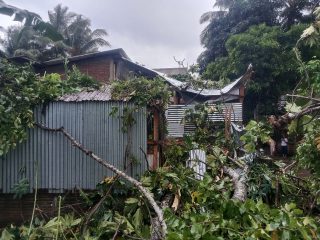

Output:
xmin=0 ymin=49 xmax=251 ymax=225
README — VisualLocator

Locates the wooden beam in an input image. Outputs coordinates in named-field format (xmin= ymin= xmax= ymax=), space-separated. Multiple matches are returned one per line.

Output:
xmin=239 ymin=85 xmax=245 ymax=103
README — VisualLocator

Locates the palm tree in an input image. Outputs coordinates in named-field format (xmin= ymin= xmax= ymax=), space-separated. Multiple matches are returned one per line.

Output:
xmin=200 ymin=0 xmax=235 ymax=24
xmin=2 ymin=25 xmax=68 ymax=61
xmin=65 ymin=14 xmax=110 ymax=56
xmin=280 ymin=0 xmax=320 ymax=29
xmin=48 ymin=4 xmax=110 ymax=56
xmin=2 ymin=26 xmax=39 ymax=58
xmin=0 ymin=2 xmax=110 ymax=59
xmin=48 ymin=4 xmax=75 ymax=35
xmin=0 ymin=0 xmax=63 ymax=42
xmin=281 ymin=0 xmax=310 ymax=29
xmin=0 ymin=0 xmax=65 ymax=60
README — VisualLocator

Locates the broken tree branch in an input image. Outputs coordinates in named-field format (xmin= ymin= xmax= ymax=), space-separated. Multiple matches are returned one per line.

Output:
xmin=82 ymin=176 xmax=118 ymax=235
xmin=282 ymin=161 xmax=297 ymax=173
xmin=294 ymin=105 xmax=320 ymax=119
xmin=286 ymin=94 xmax=320 ymax=103
xmin=82 ymin=153 xmax=139 ymax=234
xmin=270 ymin=104 xmax=320 ymax=128
xmin=34 ymin=123 xmax=167 ymax=239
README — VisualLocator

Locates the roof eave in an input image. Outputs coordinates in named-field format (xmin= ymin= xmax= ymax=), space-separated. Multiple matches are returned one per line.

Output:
xmin=42 ymin=48 xmax=130 ymax=66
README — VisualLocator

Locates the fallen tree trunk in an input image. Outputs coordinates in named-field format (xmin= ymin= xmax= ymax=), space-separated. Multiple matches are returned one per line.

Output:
xmin=223 ymin=166 xmax=248 ymax=202
xmin=35 ymin=123 xmax=167 ymax=239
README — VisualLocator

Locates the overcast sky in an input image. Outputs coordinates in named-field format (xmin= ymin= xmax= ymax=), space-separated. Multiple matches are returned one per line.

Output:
xmin=0 ymin=0 xmax=213 ymax=68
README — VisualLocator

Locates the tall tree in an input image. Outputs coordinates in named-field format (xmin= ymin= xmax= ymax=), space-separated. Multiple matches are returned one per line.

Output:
xmin=0 ymin=3 xmax=110 ymax=60
xmin=203 ymin=24 xmax=316 ymax=119
xmin=280 ymin=0 xmax=320 ymax=29
xmin=198 ymin=0 xmax=282 ymax=72
xmin=199 ymin=0 xmax=320 ymax=72
xmin=2 ymin=25 xmax=68 ymax=61
xmin=0 ymin=0 xmax=62 ymax=43
xmin=47 ymin=4 xmax=110 ymax=56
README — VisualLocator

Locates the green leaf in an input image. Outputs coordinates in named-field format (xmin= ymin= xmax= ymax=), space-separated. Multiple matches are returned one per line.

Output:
xmin=71 ymin=218 xmax=82 ymax=226
xmin=288 ymin=120 xmax=298 ymax=134
xmin=281 ymin=230 xmax=290 ymax=240
xmin=125 ymin=198 xmax=139 ymax=205
xmin=0 ymin=229 xmax=14 ymax=240
xmin=284 ymin=203 xmax=296 ymax=212
xmin=285 ymin=103 xmax=301 ymax=113
xmin=132 ymin=208 xmax=143 ymax=231
xmin=43 ymin=217 xmax=58 ymax=229
xmin=167 ymin=232 xmax=183 ymax=240
xmin=266 ymin=223 xmax=280 ymax=231
xmin=141 ymin=176 xmax=152 ymax=187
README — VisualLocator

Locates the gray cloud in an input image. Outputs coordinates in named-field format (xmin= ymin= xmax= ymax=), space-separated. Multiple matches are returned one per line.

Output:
xmin=0 ymin=0 xmax=213 ymax=68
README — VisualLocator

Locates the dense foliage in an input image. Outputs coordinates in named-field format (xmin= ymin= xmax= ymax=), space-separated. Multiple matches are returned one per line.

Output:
xmin=1 ymin=68 xmax=320 ymax=239
xmin=199 ymin=0 xmax=320 ymax=118
xmin=0 ymin=60 xmax=100 ymax=156
xmin=111 ymin=77 xmax=171 ymax=109
xmin=199 ymin=0 xmax=318 ymax=70
xmin=1 ymin=141 xmax=319 ymax=239
xmin=203 ymin=24 xmax=315 ymax=119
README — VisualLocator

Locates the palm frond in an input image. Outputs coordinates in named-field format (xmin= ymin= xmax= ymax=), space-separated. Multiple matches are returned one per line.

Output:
xmin=200 ymin=11 xmax=214 ymax=24
xmin=91 ymin=29 xmax=108 ymax=38
xmin=214 ymin=0 xmax=235 ymax=9
xmin=200 ymin=10 xmax=227 ymax=24
xmin=33 ymin=21 xmax=63 ymax=41
xmin=0 ymin=0 xmax=41 ymax=25
xmin=80 ymin=38 xmax=110 ymax=53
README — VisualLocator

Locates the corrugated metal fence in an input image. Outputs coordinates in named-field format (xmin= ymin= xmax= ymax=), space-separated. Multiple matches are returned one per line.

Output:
xmin=0 ymin=102 xmax=147 ymax=193
xmin=166 ymin=103 xmax=243 ymax=137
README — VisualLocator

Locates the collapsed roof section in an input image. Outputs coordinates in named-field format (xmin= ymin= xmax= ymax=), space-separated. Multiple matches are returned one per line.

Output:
xmin=154 ymin=65 xmax=252 ymax=103
xmin=120 ymin=56 xmax=253 ymax=103
xmin=8 ymin=48 xmax=252 ymax=103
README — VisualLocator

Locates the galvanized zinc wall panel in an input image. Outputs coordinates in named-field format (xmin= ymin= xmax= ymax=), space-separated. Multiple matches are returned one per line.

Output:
xmin=0 ymin=102 xmax=147 ymax=193
xmin=166 ymin=103 xmax=243 ymax=137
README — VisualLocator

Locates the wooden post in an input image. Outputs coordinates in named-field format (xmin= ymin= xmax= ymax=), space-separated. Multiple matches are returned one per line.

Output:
xmin=152 ymin=109 xmax=159 ymax=170
xmin=239 ymin=85 xmax=245 ymax=103
xmin=173 ymin=91 xmax=179 ymax=105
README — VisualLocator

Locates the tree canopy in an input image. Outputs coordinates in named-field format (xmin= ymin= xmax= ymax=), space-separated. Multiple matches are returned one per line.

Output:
xmin=199 ymin=0 xmax=320 ymax=118
xmin=198 ymin=0 xmax=318 ymax=71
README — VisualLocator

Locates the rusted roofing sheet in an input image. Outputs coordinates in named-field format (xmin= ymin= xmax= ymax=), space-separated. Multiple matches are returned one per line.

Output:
xmin=57 ymin=85 xmax=112 ymax=102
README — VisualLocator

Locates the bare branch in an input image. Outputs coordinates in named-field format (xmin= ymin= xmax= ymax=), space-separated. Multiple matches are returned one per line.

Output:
xmin=34 ymin=123 xmax=167 ymax=239
xmin=286 ymin=94 xmax=320 ymax=103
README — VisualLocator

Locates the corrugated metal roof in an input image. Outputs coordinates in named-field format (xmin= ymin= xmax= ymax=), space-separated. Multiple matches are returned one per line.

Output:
xmin=116 ymin=57 xmax=251 ymax=98
xmin=164 ymin=73 xmax=248 ymax=97
xmin=41 ymin=50 xmax=252 ymax=101
xmin=153 ymin=67 xmax=188 ymax=76
xmin=56 ymin=63 xmax=251 ymax=103
xmin=57 ymin=85 xmax=112 ymax=102
xmin=156 ymin=64 xmax=253 ymax=97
